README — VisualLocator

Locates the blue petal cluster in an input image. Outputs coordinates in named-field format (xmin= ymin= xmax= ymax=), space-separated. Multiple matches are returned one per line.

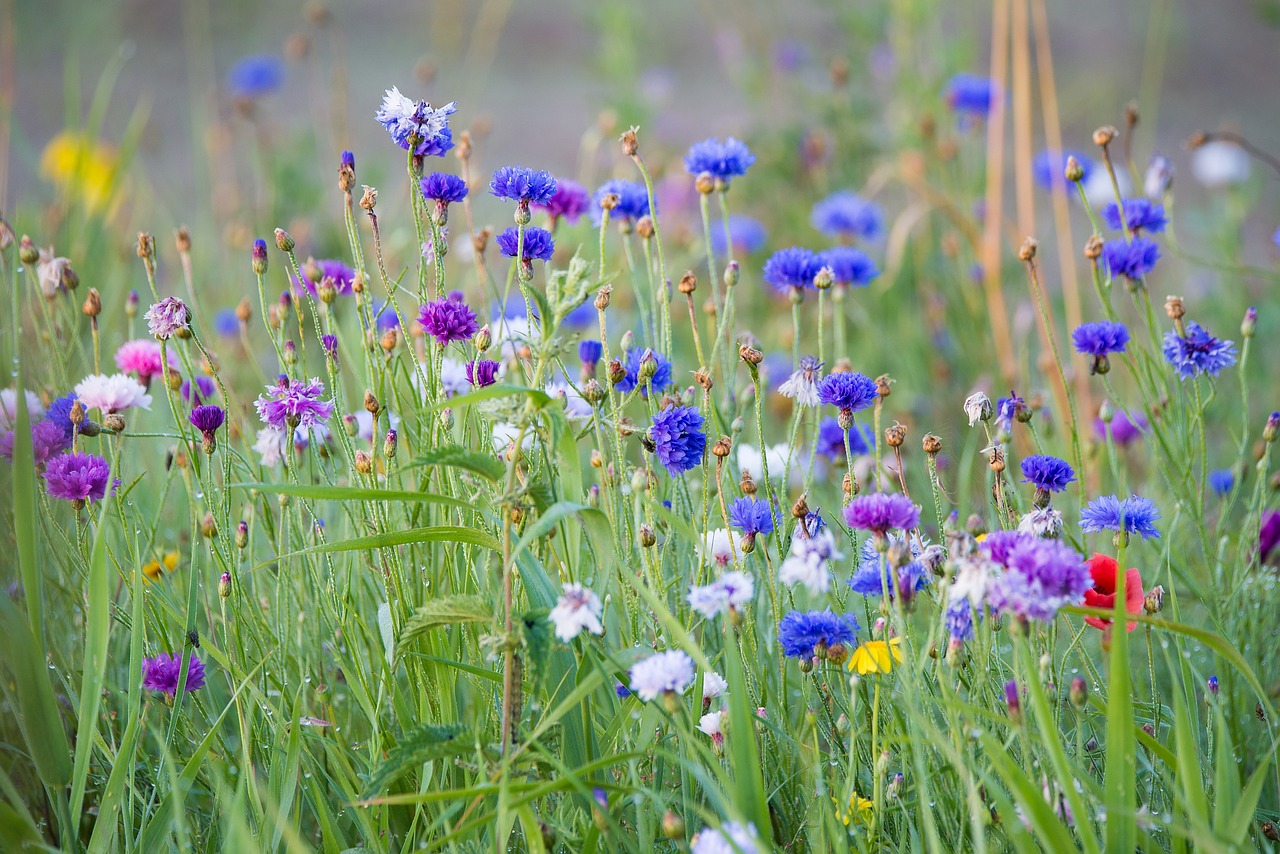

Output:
xmin=710 ymin=215 xmax=768 ymax=256
xmin=1080 ymin=494 xmax=1162 ymax=539
xmin=489 ymin=166 xmax=558 ymax=205
xmin=1032 ymin=149 xmax=1093 ymax=190
xmin=1102 ymin=237 xmax=1160 ymax=280
xmin=495 ymin=227 xmax=555 ymax=262
xmin=421 ymin=172 xmax=469 ymax=203
xmin=579 ymin=340 xmax=603 ymax=366
xmin=728 ymin=496 xmax=776 ymax=536
xmin=1102 ymin=198 xmax=1167 ymax=234
xmin=375 ymin=87 xmax=456 ymax=157
xmin=590 ymin=179 xmax=652 ymax=225
xmin=849 ymin=537 xmax=930 ymax=598
xmin=762 ymin=247 xmax=821 ymax=293
xmin=944 ymin=73 xmax=998 ymax=115
xmin=228 ymin=55 xmax=284 ymax=98
xmin=650 ymin=406 xmax=707 ymax=476
xmin=1020 ymin=454 xmax=1077 ymax=493
xmin=816 ymin=371 xmax=878 ymax=412
xmin=818 ymin=247 xmax=880 ymax=287
xmin=1161 ymin=321 xmax=1238 ymax=379
xmin=810 ymin=192 xmax=883 ymax=240
xmin=683 ymin=137 xmax=756 ymax=185
xmin=616 ymin=347 xmax=673 ymax=397
xmin=1071 ymin=321 xmax=1130 ymax=357
xmin=815 ymin=417 xmax=875 ymax=460
xmin=777 ymin=610 xmax=859 ymax=659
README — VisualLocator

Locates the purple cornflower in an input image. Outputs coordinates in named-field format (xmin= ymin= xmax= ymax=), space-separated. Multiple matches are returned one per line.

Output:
xmin=254 ymin=376 xmax=334 ymax=430
xmin=43 ymin=452 xmax=115 ymax=503
xmin=1004 ymin=680 xmax=1021 ymax=721
xmin=778 ymin=610 xmax=858 ymax=659
xmin=810 ymin=191 xmax=884 ymax=240
xmin=144 ymin=297 xmax=190 ymax=340
xmin=252 ymin=239 xmax=268 ymax=273
xmin=1101 ymin=237 xmax=1160 ymax=280
xmin=495 ymin=227 xmax=555 ymax=262
xmin=1095 ymin=409 xmax=1147 ymax=446
xmin=466 ymin=359 xmax=500 ymax=388
xmin=418 ymin=297 xmax=479 ymax=346
xmin=982 ymin=530 xmax=1090 ymax=623
xmin=292 ymin=259 xmax=356 ymax=298
xmin=818 ymin=247 xmax=880 ymax=288
xmin=489 ymin=166 xmax=558 ymax=205
xmin=1080 ymin=494 xmax=1162 ymax=540
xmin=1260 ymin=510 xmax=1280 ymax=564
xmin=683 ymin=137 xmax=756 ymax=186
xmin=227 ymin=55 xmax=283 ymax=98
xmin=321 ymin=334 xmax=339 ymax=361
xmin=728 ymin=496 xmax=775 ymax=536
xmin=849 ymin=537 xmax=930 ymax=599
xmin=189 ymin=405 xmax=225 ymax=437
xmin=181 ymin=376 xmax=217 ymax=405
xmin=945 ymin=599 xmax=975 ymax=642
xmin=710 ymin=215 xmax=767 ymax=256
xmin=535 ymin=178 xmax=591 ymax=224
xmin=650 ymin=405 xmax=707 ymax=476
xmin=375 ymin=87 xmax=456 ymax=157
xmin=1103 ymin=198 xmax=1167 ymax=234
xmin=1033 ymin=149 xmax=1093 ymax=190
xmin=616 ymin=347 xmax=673 ymax=396
xmin=843 ymin=493 xmax=920 ymax=535
xmin=1072 ymin=321 xmax=1130 ymax=357
xmin=815 ymin=417 xmax=875 ymax=460
xmin=816 ymin=371 xmax=878 ymax=413
xmin=1020 ymin=455 xmax=1076 ymax=493
xmin=0 ymin=419 xmax=72 ymax=467
xmin=142 ymin=652 xmax=206 ymax=695
xmin=763 ymin=247 xmax=821 ymax=294
xmin=590 ymin=179 xmax=651 ymax=225
xmin=995 ymin=392 xmax=1028 ymax=432
xmin=420 ymin=172 xmax=469 ymax=204
xmin=1162 ymin=322 xmax=1237 ymax=379
xmin=579 ymin=340 xmax=603 ymax=366
xmin=944 ymin=73 xmax=998 ymax=115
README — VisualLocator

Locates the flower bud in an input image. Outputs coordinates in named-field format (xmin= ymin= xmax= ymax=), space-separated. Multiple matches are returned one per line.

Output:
xmin=380 ymin=328 xmax=398 ymax=353
xmin=661 ymin=811 xmax=685 ymax=840
xmin=439 ymin=408 xmax=455 ymax=432
xmin=740 ymin=469 xmax=756 ymax=496
xmin=274 ymin=228 xmax=295 ymax=253
xmin=1065 ymin=156 xmax=1085 ymax=183
xmin=364 ymin=390 xmax=380 ymax=415
xmin=639 ymin=525 xmax=656 ymax=548
xmin=19 ymin=236 xmax=39 ymax=266
xmin=1143 ymin=584 xmax=1164 ymax=614
xmin=963 ymin=392 xmax=992 ymax=425
xmin=219 ymin=571 xmax=232 ymax=599
xmin=1018 ymin=237 xmax=1038 ymax=263
xmin=620 ymin=126 xmax=639 ymax=157
xmin=384 ymin=429 xmax=398 ymax=460
xmin=922 ymin=433 xmax=942 ymax=455
xmin=678 ymin=270 xmax=697 ymax=294
xmin=813 ymin=266 xmax=834 ymax=291
xmin=738 ymin=344 xmax=763 ymax=366
xmin=354 ymin=450 xmax=373 ymax=474
xmin=360 ymin=185 xmax=378 ymax=212
xmin=1092 ymin=125 xmax=1117 ymax=147
xmin=1164 ymin=295 xmax=1185 ymax=321
xmin=1069 ymin=676 xmax=1088 ymax=710
xmin=1004 ymin=679 xmax=1022 ymax=724
xmin=104 ymin=413 xmax=126 ymax=433
xmin=606 ymin=359 xmax=626 ymax=386
xmin=712 ymin=436 xmax=731 ymax=458
xmin=1265 ymin=411 xmax=1279 ymax=443
xmin=594 ymin=285 xmax=612 ymax=311
xmin=82 ymin=288 xmax=102 ymax=318
xmin=885 ymin=422 xmax=906 ymax=448
xmin=723 ymin=260 xmax=739 ymax=288
xmin=1084 ymin=235 xmax=1104 ymax=260
xmin=200 ymin=512 xmax=218 ymax=539
xmin=235 ymin=520 xmax=249 ymax=549
xmin=695 ymin=171 xmax=715 ymax=195
xmin=1241 ymin=306 xmax=1257 ymax=339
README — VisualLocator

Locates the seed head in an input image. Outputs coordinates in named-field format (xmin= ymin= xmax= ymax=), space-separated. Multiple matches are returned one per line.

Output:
xmin=1092 ymin=125 xmax=1118 ymax=147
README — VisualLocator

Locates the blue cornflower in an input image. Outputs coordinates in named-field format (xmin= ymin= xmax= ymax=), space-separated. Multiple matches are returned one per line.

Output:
xmin=944 ymin=73 xmax=998 ymax=115
xmin=1101 ymin=237 xmax=1160 ymax=280
xmin=421 ymin=172 xmax=469 ymax=204
xmin=945 ymin=600 xmax=975 ymax=642
xmin=214 ymin=308 xmax=240 ymax=338
xmin=227 ymin=55 xmax=284 ymax=98
xmin=372 ymin=299 xmax=400 ymax=331
xmin=616 ymin=347 xmax=673 ymax=396
xmin=375 ymin=87 xmax=456 ymax=157
xmin=1021 ymin=455 xmax=1076 ymax=493
xmin=815 ymin=417 xmax=875 ymax=460
xmin=1208 ymin=469 xmax=1234 ymax=496
xmin=489 ymin=166 xmax=558 ymax=205
xmin=579 ymin=340 xmax=603 ymax=366
xmin=1103 ymin=198 xmax=1167 ymax=234
xmin=650 ymin=406 xmax=707 ymax=476
xmin=778 ymin=610 xmax=859 ymax=659
xmin=816 ymin=371 xmax=878 ymax=413
xmin=591 ymin=179 xmax=652 ymax=225
xmin=995 ymin=392 xmax=1028 ymax=432
xmin=683 ymin=137 xmax=756 ymax=186
xmin=763 ymin=247 xmax=821 ymax=293
xmin=495 ymin=227 xmax=555 ymax=262
xmin=710 ymin=215 xmax=768 ymax=256
xmin=729 ymin=496 xmax=775 ymax=536
xmin=818 ymin=247 xmax=880 ymax=288
xmin=849 ymin=537 xmax=930 ymax=599
xmin=1162 ymin=321 xmax=1237 ymax=379
xmin=1072 ymin=321 xmax=1130 ymax=357
xmin=810 ymin=191 xmax=884 ymax=240
xmin=1080 ymin=494 xmax=1162 ymax=540
xmin=1032 ymin=149 xmax=1093 ymax=190
xmin=45 ymin=394 xmax=78 ymax=439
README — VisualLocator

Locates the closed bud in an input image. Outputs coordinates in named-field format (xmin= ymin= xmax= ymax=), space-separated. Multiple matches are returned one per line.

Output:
xmin=619 ymin=330 xmax=635 ymax=354
xmin=82 ymin=288 xmax=102 ymax=318
xmin=1069 ymin=676 xmax=1088 ymax=710
xmin=1265 ymin=411 xmax=1279 ymax=443
xmin=1242 ymin=306 xmax=1257 ymax=339
xmin=380 ymin=328 xmax=398 ymax=352
xmin=1164 ymin=295 xmax=1185 ymax=321
xmin=885 ymin=422 xmax=906 ymax=448
xmin=19 ymin=236 xmax=39 ymax=265
xmin=474 ymin=324 xmax=492 ymax=352
xmin=590 ymin=449 xmax=603 ymax=468
xmin=364 ymin=390 xmax=379 ymax=415
xmin=62 ymin=265 xmax=79 ymax=291
xmin=1065 ymin=156 xmax=1085 ymax=183
xmin=274 ymin=228 xmax=295 ymax=253
xmin=875 ymin=374 xmax=893 ymax=397
xmin=922 ymin=433 xmax=942 ymax=455
xmin=360 ymin=185 xmax=377 ymax=212
xmin=1084 ymin=235 xmax=1104 ymax=260
xmin=712 ymin=436 xmax=732 ymax=457
xmin=384 ymin=429 xmax=398 ymax=459
xmin=1144 ymin=584 xmax=1164 ymax=614
xmin=166 ymin=369 xmax=183 ymax=391
xmin=235 ymin=520 xmax=249 ymax=549
xmin=620 ymin=126 xmax=639 ymax=157
xmin=813 ymin=266 xmax=834 ymax=291
xmin=639 ymin=525 xmax=656 ymax=548
xmin=78 ymin=420 xmax=101 ymax=437
xmin=318 ymin=279 xmax=337 ymax=304
xmin=582 ymin=379 xmax=606 ymax=405
xmin=678 ymin=270 xmax=697 ymax=294
xmin=636 ymin=215 xmax=654 ymax=240
xmin=594 ymin=285 xmax=612 ymax=311
xmin=695 ymin=171 xmax=715 ymax=195
xmin=661 ymin=811 xmax=685 ymax=840
xmin=283 ymin=340 xmax=297 ymax=365
xmin=338 ymin=150 xmax=356 ymax=192
xmin=1092 ymin=125 xmax=1117 ymax=147
xmin=354 ymin=450 xmax=373 ymax=474
xmin=1018 ymin=237 xmax=1038 ymax=263
xmin=136 ymin=231 xmax=155 ymax=261
xmin=988 ymin=446 xmax=1006 ymax=473
xmin=200 ymin=512 xmax=218 ymax=539
xmin=439 ymin=408 xmax=455 ymax=431
xmin=606 ymin=359 xmax=626 ymax=386
xmin=792 ymin=494 xmax=809 ymax=518
xmin=723 ymin=260 xmax=740 ymax=288
xmin=738 ymin=344 xmax=763 ymax=366
xmin=740 ymin=469 xmax=756 ymax=495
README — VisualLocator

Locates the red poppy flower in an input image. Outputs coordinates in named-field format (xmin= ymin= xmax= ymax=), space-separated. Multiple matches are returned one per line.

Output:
xmin=1083 ymin=553 xmax=1143 ymax=632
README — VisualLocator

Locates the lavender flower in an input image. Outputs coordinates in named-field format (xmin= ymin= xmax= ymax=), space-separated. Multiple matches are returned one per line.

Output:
xmin=815 ymin=417 xmax=875 ymax=460
xmin=142 ymin=652 xmax=206 ymax=695
xmin=728 ymin=496 xmax=775 ymax=536
xmin=687 ymin=571 xmax=754 ymax=619
xmin=628 ymin=650 xmax=695 ymax=702
xmin=418 ymin=298 xmax=479 ymax=346
xmin=466 ymin=359 xmax=500 ymax=388
xmin=144 ymin=297 xmax=190 ymax=340
xmin=181 ymin=376 xmax=216 ymax=405
xmin=1020 ymin=455 xmax=1076 ymax=493
xmin=291 ymin=259 xmax=356 ymax=298
xmin=650 ymin=406 xmax=706 ymax=476
xmin=0 ymin=419 xmax=72 ymax=466
xmin=616 ymin=347 xmax=672 ymax=396
xmin=811 ymin=191 xmax=884 ymax=240
xmin=1101 ymin=237 xmax=1160 ymax=280
xmin=778 ymin=610 xmax=858 ymax=659
xmin=254 ymin=376 xmax=334 ymax=430
xmin=1162 ymin=322 xmax=1238 ymax=379
xmin=43 ymin=452 xmax=114 ymax=503
xmin=1080 ymin=494 xmax=1162 ymax=540
xmin=590 ymin=179 xmax=652 ymax=226
xmin=420 ymin=172 xmax=469 ymax=203
xmin=982 ymin=530 xmax=1090 ymax=622
xmin=816 ymin=371 xmax=878 ymax=413
xmin=710 ymin=215 xmax=767 ymax=256
xmin=44 ymin=394 xmax=79 ymax=438
xmin=843 ymin=493 xmax=920 ymax=535
xmin=227 ymin=55 xmax=283 ymax=98
xmin=535 ymin=178 xmax=591 ymax=223
xmin=762 ymin=246 xmax=821 ymax=294
xmin=944 ymin=73 xmax=998 ymax=115
xmin=818 ymin=246 xmax=880 ymax=287
xmin=779 ymin=524 xmax=843 ymax=594
xmin=1095 ymin=409 xmax=1146 ymax=446
xmin=321 ymin=334 xmax=339 ymax=362
xmin=489 ymin=166 xmax=557 ymax=205
xmin=945 ymin=599 xmax=975 ymax=642
xmin=683 ymin=137 xmax=756 ymax=186
xmin=375 ymin=87 xmax=456 ymax=156
xmin=495 ymin=226 xmax=555 ymax=262
xmin=1102 ymin=198 xmax=1167 ymax=234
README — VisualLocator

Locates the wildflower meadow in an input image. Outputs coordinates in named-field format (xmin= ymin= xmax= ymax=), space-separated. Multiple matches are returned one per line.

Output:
xmin=3 ymin=2 xmax=1279 ymax=851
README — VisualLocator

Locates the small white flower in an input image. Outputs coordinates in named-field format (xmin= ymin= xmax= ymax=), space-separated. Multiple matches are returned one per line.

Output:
xmin=0 ymin=389 xmax=44 ymax=431
xmin=702 ymin=670 xmax=728 ymax=701
xmin=74 ymin=373 xmax=152 ymax=413
xmin=628 ymin=650 xmax=695 ymax=702
xmin=377 ymin=86 xmax=417 ymax=123
xmin=1082 ymin=167 xmax=1131 ymax=208
xmin=949 ymin=554 xmax=1002 ymax=609
xmin=545 ymin=380 xmax=593 ymax=422
xmin=736 ymin=442 xmax=793 ymax=481
xmin=963 ymin=391 xmax=992 ymax=426
xmin=1191 ymin=140 xmax=1250 ymax=188
xmin=777 ymin=356 xmax=823 ymax=408
xmin=697 ymin=709 xmax=725 ymax=743
xmin=1018 ymin=506 xmax=1064 ymax=538
xmin=779 ymin=527 xmax=843 ymax=595
xmin=36 ymin=249 xmax=70 ymax=298
xmin=700 ymin=528 xmax=741 ymax=567
xmin=1143 ymin=155 xmax=1174 ymax=199
xmin=253 ymin=426 xmax=289 ymax=467
xmin=491 ymin=421 xmax=535 ymax=455
xmin=690 ymin=821 xmax=761 ymax=854
xmin=548 ymin=583 xmax=604 ymax=642
xmin=353 ymin=409 xmax=400 ymax=442
xmin=687 ymin=571 xmax=754 ymax=619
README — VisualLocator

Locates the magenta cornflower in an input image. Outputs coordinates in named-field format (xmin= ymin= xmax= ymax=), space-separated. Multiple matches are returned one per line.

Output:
xmin=466 ymin=359 xmax=500 ymax=388
xmin=418 ymin=298 xmax=479 ymax=346
xmin=843 ymin=493 xmax=920 ymax=535
xmin=535 ymin=179 xmax=591 ymax=224
xmin=43 ymin=452 xmax=115 ymax=503
xmin=254 ymin=375 xmax=334 ymax=430
xmin=142 ymin=652 xmax=206 ymax=695
xmin=292 ymin=259 xmax=356 ymax=298
xmin=115 ymin=339 xmax=177 ymax=382
xmin=145 ymin=297 xmax=190 ymax=340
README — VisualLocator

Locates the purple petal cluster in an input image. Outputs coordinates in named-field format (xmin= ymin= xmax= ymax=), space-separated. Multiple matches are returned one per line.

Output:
xmin=1095 ymin=409 xmax=1146 ymax=446
xmin=43 ymin=452 xmax=115 ymax=503
xmin=1072 ymin=321 xmax=1130 ymax=357
xmin=1 ymin=419 xmax=72 ymax=466
xmin=778 ymin=610 xmax=858 ymax=659
xmin=496 ymin=227 xmax=555 ymax=262
xmin=1102 ymin=237 xmax=1160 ymax=280
xmin=1161 ymin=321 xmax=1237 ymax=379
xmin=144 ymin=297 xmax=190 ymax=340
xmin=815 ymin=417 xmax=875 ymax=460
xmin=489 ymin=166 xmax=558 ymax=205
xmin=142 ymin=652 xmax=207 ymax=695
xmin=982 ymin=530 xmax=1090 ymax=622
xmin=728 ymin=496 xmax=775 ymax=536
xmin=466 ymin=359 xmax=500 ymax=388
xmin=945 ymin=599 xmax=975 ymax=642
xmin=1102 ymin=198 xmax=1167 ymax=234
xmin=591 ymin=179 xmax=652 ymax=225
xmin=816 ymin=371 xmax=878 ymax=412
xmin=843 ymin=493 xmax=920 ymax=535
xmin=810 ymin=192 xmax=884 ymax=240
xmin=254 ymin=376 xmax=334 ymax=430
xmin=189 ymin=405 xmax=225 ymax=436
xmin=650 ymin=406 xmax=706 ymax=476
xmin=182 ymin=376 xmax=217 ymax=405
xmin=292 ymin=259 xmax=356 ymax=298
xmin=418 ymin=297 xmax=479 ymax=346
xmin=1020 ymin=454 xmax=1076 ymax=493
xmin=535 ymin=179 xmax=591 ymax=223
xmin=683 ymin=137 xmax=756 ymax=185
xmin=1080 ymin=494 xmax=1162 ymax=540
xmin=819 ymin=247 xmax=880 ymax=287
xmin=420 ymin=172 xmax=469 ymax=203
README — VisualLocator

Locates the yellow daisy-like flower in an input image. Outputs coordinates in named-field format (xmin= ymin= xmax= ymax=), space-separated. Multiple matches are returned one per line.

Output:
xmin=832 ymin=792 xmax=874 ymax=826
xmin=142 ymin=550 xmax=181 ymax=582
xmin=847 ymin=638 xmax=902 ymax=675
xmin=39 ymin=131 xmax=121 ymax=214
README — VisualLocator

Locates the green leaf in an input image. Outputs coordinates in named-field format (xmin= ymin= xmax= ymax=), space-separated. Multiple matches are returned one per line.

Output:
xmin=360 ymin=722 xmax=471 ymax=799
xmin=1102 ymin=560 xmax=1136 ymax=853
xmin=0 ymin=596 xmax=71 ymax=789
xmin=10 ymin=370 xmax=41 ymax=635
xmin=265 ymin=525 xmax=500 ymax=568
xmin=407 ymin=444 xmax=506 ymax=482
xmin=396 ymin=595 xmax=494 ymax=658
xmin=233 ymin=482 xmax=473 ymax=511
xmin=424 ymin=384 xmax=551 ymax=412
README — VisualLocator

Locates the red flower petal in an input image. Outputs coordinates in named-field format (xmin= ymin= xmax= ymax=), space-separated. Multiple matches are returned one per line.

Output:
xmin=1084 ymin=555 xmax=1144 ymax=632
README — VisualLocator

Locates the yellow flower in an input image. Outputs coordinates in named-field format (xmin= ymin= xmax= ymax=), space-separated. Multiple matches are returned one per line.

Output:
xmin=833 ymin=792 xmax=874 ymax=826
xmin=39 ymin=131 xmax=121 ymax=214
xmin=847 ymin=638 xmax=902 ymax=675
xmin=142 ymin=550 xmax=181 ymax=582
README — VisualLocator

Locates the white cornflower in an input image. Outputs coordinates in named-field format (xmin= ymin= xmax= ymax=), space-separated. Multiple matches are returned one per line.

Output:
xmin=1082 ymin=166 xmax=1131 ymax=208
xmin=491 ymin=421 xmax=535 ymax=455
xmin=628 ymin=650 xmax=695 ymax=702
xmin=701 ymin=528 xmax=742 ymax=567
xmin=1191 ymin=140 xmax=1250 ymax=188
xmin=963 ymin=391 xmax=992 ymax=426
xmin=949 ymin=554 xmax=1001 ymax=609
xmin=690 ymin=822 xmax=761 ymax=854
xmin=687 ymin=571 xmax=754 ymax=619
xmin=74 ymin=373 xmax=152 ymax=413
xmin=1143 ymin=155 xmax=1174 ymax=199
xmin=0 ymin=389 xmax=44 ymax=430
xmin=1018 ymin=506 xmax=1064 ymax=538
xmin=779 ymin=527 xmax=843 ymax=594
xmin=697 ymin=710 xmax=725 ymax=746
xmin=548 ymin=583 xmax=604 ymax=642
xmin=777 ymin=355 xmax=822 ymax=408
xmin=736 ymin=442 xmax=793 ymax=481
xmin=702 ymin=670 xmax=728 ymax=701
xmin=253 ymin=426 xmax=289 ymax=467
xmin=545 ymin=380 xmax=593 ymax=422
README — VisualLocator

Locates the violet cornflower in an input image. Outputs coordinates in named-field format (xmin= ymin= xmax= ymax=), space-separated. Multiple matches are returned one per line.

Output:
xmin=1101 ymin=237 xmax=1160 ymax=280
xmin=818 ymin=247 xmax=880 ymax=288
xmin=227 ymin=55 xmax=283 ymax=98
xmin=778 ymin=610 xmax=858 ymax=660
xmin=1072 ymin=321 xmax=1130 ymax=374
xmin=142 ymin=652 xmax=206 ymax=695
xmin=683 ymin=137 xmax=756 ymax=187
xmin=1102 ymin=198 xmax=1167 ymax=234
xmin=591 ymin=179 xmax=652 ymax=226
xmin=1080 ymin=495 xmax=1162 ymax=540
xmin=489 ymin=166 xmax=558 ymax=205
xmin=466 ymin=359 xmax=500 ymax=388
xmin=728 ymin=496 xmax=775 ymax=537
xmin=816 ymin=371 xmax=878 ymax=415
xmin=982 ymin=530 xmax=1090 ymax=623
xmin=1162 ymin=321 xmax=1237 ymax=379
xmin=944 ymin=73 xmax=998 ymax=116
xmin=763 ymin=247 xmax=822 ymax=294
xmin=43 ymin=452 xmax=115 ymax=503
xmin=843 ymin=493 xmax=920 ymax=537
xmin=418 ymin=297 xmax=479 ymax=346
xmin=190 ymin=405 xmax=225 ymax=454
xmin=495 ymin=227 xmax=555 ymax=263
xmin=810 ymin=191 xmax=883 ymax=241
xmin=254 ymin=376 xmax=334 ymax=430
xmin=1020 ymin=454 xmax=1076 ymax=495
xmin=420 ymin=172 xmax=469 ymax=204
